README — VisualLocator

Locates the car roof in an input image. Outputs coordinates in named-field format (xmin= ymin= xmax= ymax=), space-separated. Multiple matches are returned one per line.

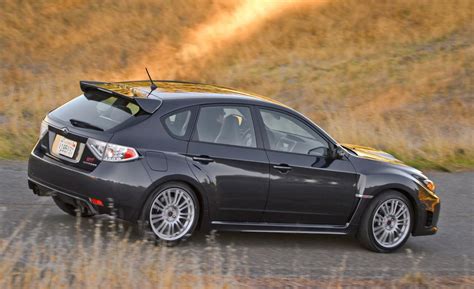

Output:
xmin=80 ymin=80 xmax=288 ymax=109
xmin=79 ymin=80 xmax=339 ymax=146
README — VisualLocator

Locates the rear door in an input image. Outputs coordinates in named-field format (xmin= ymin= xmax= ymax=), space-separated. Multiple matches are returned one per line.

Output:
xmin=187 ymin=104 xmax=270 ymax=222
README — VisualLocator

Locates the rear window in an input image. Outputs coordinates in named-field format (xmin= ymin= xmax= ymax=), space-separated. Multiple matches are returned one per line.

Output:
xmin=50 ymin=93 xmax=141 ymax=131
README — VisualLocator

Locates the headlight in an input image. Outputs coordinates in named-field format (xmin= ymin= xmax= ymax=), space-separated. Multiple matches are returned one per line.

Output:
xmin=39 ymin=120 xmax=48 ymax=140
xmin=423 ymin=179 xmax=436 ymax=192
xmin=412 ymin=174 xmax=436 ymax=193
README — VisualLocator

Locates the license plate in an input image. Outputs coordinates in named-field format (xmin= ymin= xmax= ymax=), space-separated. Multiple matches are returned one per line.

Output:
xmin=54 ymin=135 xmax=77 ymax=158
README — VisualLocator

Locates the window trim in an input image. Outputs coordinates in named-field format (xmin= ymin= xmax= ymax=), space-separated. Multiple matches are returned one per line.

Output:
xmin=160 ymin=106 xmax=198 ymax=141
xmin=255 ymin=106 xmax=336 ymax=157
xmin=190 ymin=103 xmax=264 ymax=150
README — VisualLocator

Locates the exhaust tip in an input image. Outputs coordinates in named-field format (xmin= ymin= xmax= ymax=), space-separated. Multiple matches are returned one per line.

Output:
xmin=32 ymin=184 xmax=41 ymax=195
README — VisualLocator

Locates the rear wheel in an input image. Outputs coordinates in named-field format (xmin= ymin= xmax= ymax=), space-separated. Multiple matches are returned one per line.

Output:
xmin=52 ymin=195 xmax=95 ymax=218
xmin=143 ymin=182 xmax=199 ymax=245
xmin=357 ymin=191 xmax=413 ymax=253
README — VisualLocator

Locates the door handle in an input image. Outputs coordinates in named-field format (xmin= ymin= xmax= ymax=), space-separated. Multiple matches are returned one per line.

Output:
xmin=192 ymin=155 xmax=214 ymax=163
xmin=273 ymin=164 xmax=292 ymax=173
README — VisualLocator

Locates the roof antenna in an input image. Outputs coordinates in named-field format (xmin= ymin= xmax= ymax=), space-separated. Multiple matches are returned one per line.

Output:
xmin=145 ymin=67 xmax=157 ymax=97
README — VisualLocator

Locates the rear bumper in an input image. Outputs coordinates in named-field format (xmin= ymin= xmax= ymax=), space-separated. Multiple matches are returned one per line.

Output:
xmin=28 ymin=151 xmax=153 ymax=222
xmin=29 ymin=178 xmax=101 ymax=215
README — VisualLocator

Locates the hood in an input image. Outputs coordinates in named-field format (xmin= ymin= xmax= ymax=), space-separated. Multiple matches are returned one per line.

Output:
xmin=341 ymin=143 xmax=406 ymax=166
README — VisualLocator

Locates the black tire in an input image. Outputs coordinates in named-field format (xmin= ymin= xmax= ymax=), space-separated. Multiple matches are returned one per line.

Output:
xmin=357 ymin=190 xmax=414 ymax=253
xmin=140 ymin=182 xmax=200 ymax=246
xmin=52 ymin=195 xmax=95 ymax=218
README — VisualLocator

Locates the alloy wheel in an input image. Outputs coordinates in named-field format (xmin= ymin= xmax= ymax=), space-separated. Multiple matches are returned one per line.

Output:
xmin=149 ymin=187 xmax=196 ymax=241
xmin=372 ymin=198 xmax=411 ymax=248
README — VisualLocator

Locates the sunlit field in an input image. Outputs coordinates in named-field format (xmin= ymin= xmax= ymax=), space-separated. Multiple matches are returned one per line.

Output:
xmin=0 ymin=0 xmax=473 ymax=169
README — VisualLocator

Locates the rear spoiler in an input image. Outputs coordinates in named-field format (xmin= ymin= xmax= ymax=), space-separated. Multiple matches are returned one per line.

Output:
xmin=79 ymin=81 xmax=162 ymax=114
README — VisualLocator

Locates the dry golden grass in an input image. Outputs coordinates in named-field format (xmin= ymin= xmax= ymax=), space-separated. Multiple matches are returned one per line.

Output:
xmin=1 ymin=216 xmax=472 ymax=289
xmin=0 ymin=217 xmax=238 ymax=289
xmin=0 ymin=0 xmax=473 ymax=169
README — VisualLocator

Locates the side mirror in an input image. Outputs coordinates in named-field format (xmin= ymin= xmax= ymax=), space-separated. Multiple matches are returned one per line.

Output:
xmin=333 ymin=146 xmax=346 ymax=159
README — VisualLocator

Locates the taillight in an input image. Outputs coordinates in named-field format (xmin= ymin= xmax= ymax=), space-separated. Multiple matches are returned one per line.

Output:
xmin=103 ymin=143 xmax=139 ymax=162
xmin=39 ymin=119 xmax=48 ymax=140
xmin=87 ymin=138 xmax=107 ymax=158
xmin=90 ymin=198 xmax=104 ymax=207
xmin=86 ymin=138 xmax=139 ymax=162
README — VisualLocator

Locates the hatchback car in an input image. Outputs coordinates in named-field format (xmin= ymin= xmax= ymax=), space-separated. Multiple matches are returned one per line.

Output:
xmin=28 ymin=79 xmax=440 ymax=252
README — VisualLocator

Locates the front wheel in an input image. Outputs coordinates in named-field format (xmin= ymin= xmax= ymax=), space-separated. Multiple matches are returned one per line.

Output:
xmin=144 ymin=182 xmax=199 ymax=244
xmin=357 ymin=191 xmax=413 ymax=253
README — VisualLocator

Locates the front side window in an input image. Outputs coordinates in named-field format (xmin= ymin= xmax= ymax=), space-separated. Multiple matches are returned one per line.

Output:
xmin=164 ymin=110 xmax=192 ymax=137
xmin=260 ymin=109 xmax=329 ymax=156
xmin=195 ymin=106 xmax=257 ymax=148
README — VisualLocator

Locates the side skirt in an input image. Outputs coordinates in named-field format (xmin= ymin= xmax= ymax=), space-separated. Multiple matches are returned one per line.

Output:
xmin=210 ymin=221 xmax=351 ymax=235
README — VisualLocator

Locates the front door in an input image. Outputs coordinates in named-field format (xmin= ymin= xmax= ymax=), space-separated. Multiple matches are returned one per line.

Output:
xmin=187 ymin=105 xmax=269 ymax=222
xmin=257 ymin=108 xmax=358 ymax=226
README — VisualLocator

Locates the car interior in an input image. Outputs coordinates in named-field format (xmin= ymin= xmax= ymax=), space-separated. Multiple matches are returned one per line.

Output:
xmin=195 ymin=106 xmax=256 ymax=148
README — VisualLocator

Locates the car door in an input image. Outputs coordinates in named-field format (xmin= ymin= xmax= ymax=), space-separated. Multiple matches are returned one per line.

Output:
xmin=257 ymin=107 xmax=358 ymax=226
xmin=187 ymin=104 xmax=270 ymax=222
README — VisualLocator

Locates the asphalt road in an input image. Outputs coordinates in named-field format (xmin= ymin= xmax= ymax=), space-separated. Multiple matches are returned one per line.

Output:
xmin=0 ymin=160 xmax=473 ymax=280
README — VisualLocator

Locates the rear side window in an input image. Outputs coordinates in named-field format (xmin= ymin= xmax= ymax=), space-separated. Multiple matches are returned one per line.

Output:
xmin=49 ymin=93 xmax=141 ymax=131
xmin=164 ymin=110 xmax=192 ymax=137
xmin=194 ymin=105 xmax=257 ymax=148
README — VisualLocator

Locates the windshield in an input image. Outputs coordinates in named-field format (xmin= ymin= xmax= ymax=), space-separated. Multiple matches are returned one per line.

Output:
xmin=49 ymin=92 xmax=142 ymax=131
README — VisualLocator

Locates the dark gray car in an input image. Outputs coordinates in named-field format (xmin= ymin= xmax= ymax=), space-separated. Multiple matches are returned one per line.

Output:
xmin=28 ymin=80 xmax=440 ymax=252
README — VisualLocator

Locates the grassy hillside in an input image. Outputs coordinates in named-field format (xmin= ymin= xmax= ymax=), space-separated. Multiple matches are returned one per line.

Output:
xmin=1 ymin=0 xmax=473 ymax=170
xmin=0 ymin=0 xmax=238 ymax=155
